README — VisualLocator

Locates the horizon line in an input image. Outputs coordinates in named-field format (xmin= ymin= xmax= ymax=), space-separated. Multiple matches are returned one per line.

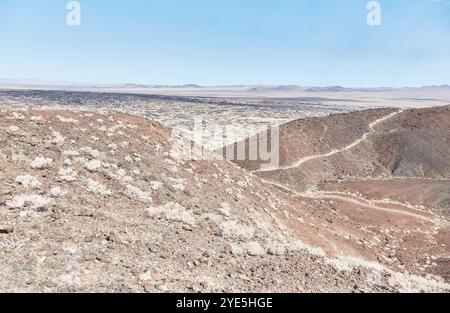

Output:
xmin=1 ymin=77 xmax=449 ymax=91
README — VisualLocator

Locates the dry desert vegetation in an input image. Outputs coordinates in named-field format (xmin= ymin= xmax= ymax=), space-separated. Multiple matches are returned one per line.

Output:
xmin=0 ymin=89 xmax=449 ymax=293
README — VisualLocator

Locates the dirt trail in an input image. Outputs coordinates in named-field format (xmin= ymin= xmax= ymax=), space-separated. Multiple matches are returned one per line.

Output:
xmin=311 ymin=193 xmax=436 ymax=223
xmin=255 ymin=110 xmax=403 ymax=173
xmin=260 ymin=177 xmax=438 ymax=224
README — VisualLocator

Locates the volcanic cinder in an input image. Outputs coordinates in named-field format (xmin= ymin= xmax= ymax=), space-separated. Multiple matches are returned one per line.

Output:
xmin=0 ymin=89 xmax=449 ymax=293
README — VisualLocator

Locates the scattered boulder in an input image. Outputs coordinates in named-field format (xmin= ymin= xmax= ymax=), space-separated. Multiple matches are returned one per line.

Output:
xmin=0 ymin=225 xmax=14 ymax=234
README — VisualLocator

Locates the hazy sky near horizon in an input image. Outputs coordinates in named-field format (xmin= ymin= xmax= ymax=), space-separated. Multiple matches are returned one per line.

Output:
xmin=0 ymin=0 xmax=449 ymax=87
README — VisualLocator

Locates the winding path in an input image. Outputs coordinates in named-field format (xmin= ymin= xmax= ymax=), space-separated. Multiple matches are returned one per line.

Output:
xmin=255 ymin=110 xmax=403 ymax=173
xmin=261 ymin=178 xmax=438 ymax=224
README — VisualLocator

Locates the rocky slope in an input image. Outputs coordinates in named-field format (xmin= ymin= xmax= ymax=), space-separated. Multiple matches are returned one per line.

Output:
xmin=231 ymin=106 xmax=450 ymax=283
xmin=0 ymin=108 xmax=449 ymax=293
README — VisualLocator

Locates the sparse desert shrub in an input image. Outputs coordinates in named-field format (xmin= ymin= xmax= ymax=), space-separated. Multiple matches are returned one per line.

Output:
xmin=266 ymin=241 xmax=286 ymax=256
xmin=103 ymin=168 xmax=133 ymax=184
xmin=108 ymin=124 xmax=127 ymax=133
xmin=7 ymin=194 xmax=51 ymax=211
xmin=49 ymin=187 xmax=66 ymax=198
xmin=244 ymin=241 xmax=267 ymax=256
xmin=323 ymin=255 xmax=450 ymax=292
xmin=324 ymin=257 xmax=358 ymax=272
xmin=201 ymin=213 xmax=223 ymax=225
xmin=288 ymin=240 xmax=326 ymax=257
xmin=125 ymin=184 xmax=152 ymax=204
xmin=7 ymin=125 xmax=20 ymax=133
xmin=12 ymin=112 xmax=25 ymax=120
xmin=146 ymin=202 xmax=196 ymax=226
xmin=164 ymin=159 xmax=179 ymax=173
xmin=58 ymin=168 xmax=78 ymax=182
xmin=31 ymin=157 xmax=53 ymax=170
xmin=230 ymin=243 xmax=245 ymax=255
xmin=89 ymin=150 xmax=101 ymax=158
xmin=80 ymin=147 xmax=101 ymax=158
xmin=231 ymin=241 xmax=266 ymax=256
xmin=51 ymin=131 xmax=65 ymax=144
xmin=56 ymin=115 xmax=78 ymax=124
xmin=30 ymin=115 xmax=42 ymax=122
xmin=84 ymin=159 xmax=102 ymax=172
xmin=108 ymin=143 xmax=118 ymax=150
xmin=218 ymin=202 xmax=232 ymax=217
xmin=149 ymin=181 xmax=163 ymax=191
xmin=219 ymin=219 xmax=255 ymax=240
xmin=167 ymin=177 xmax=186 ymax=191
xmin=63 ymin=150 xmax=80 ymax=157
xmin=388 ymin=269 xmax=450 ymax=293
xmin=85 ymin=178 xmax=112 ymax=197
xmin=15 ymin=175 xmax=42 ymax=189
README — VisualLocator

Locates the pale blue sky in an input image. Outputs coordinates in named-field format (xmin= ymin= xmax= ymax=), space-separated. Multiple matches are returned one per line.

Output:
xmin=0 ymin=0 xmax=449 ymax=87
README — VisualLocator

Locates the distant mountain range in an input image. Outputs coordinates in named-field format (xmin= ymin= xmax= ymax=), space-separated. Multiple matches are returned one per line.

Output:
xmin=1 ymin=78 xmax=449 ymax=92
